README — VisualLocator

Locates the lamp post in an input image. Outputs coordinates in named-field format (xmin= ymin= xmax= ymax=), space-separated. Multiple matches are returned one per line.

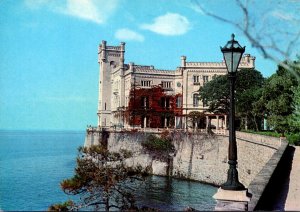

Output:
xmin=220 ymin=34 xmax=245 ymax=191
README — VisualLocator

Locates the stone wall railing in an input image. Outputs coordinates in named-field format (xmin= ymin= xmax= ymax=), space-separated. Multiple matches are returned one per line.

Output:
xmin=88 ymin=127 xmax=227 ymax=135
xmin=247 ymin=139 xmax=288 ymax=211
xmin=236 ymin=131 xmax=282 ymax=149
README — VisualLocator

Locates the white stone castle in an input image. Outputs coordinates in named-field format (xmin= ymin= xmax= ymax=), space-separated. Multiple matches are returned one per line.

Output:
xmin=97 ymin=40 xmax=255 ymax=131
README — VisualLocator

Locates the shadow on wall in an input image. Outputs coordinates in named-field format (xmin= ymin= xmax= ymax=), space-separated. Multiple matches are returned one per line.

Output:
xmin=255 ymin=145 xmax=295 ymax=211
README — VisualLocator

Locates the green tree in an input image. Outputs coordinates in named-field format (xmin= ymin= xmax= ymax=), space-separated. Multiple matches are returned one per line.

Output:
xmin=260 ymin=61 xmax=299 ymax=135
xmin=288 ymin=85 xmax=300 ymax=133
xmin=198 ymin=68 xmax=265 ymax=130
xmin=199 ymin=75 xmax=229 ymax=114
xmin=188 ymin=111 xmax=206 ymax=129
xmin=49 ymin=145 xmax=146 ymax=211
xmin=235 ymin=69 xmax=265 ymax=130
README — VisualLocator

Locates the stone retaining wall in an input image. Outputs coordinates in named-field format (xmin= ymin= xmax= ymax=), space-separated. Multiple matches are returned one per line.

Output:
xmin=84 ymin=130 xmax=282 ymax=188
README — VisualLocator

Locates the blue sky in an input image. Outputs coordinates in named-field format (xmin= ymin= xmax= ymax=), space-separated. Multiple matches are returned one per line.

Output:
xmin=0 ymin=0 xmax=298 ymax=130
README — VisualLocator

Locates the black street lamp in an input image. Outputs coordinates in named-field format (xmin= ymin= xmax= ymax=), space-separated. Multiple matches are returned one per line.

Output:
xmin=220 ymin=34 xmax=245 ymax=191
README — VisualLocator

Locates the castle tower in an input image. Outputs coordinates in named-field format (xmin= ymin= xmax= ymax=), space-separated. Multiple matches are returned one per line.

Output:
xmin=97 ymin=40 xmax=125 ymax=127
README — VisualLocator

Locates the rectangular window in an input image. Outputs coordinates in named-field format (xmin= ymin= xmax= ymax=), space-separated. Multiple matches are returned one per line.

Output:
xmin=160 ymin=97 xmax=170 ymax=109
xmin=203 ymin=76 xmax=209 ymax=84
xmin=161 ymin=97 xmax=165 ymax=108
xmin=193 ymin=75 xmax=200 ymax=83
xmin=141 ymin=80 xmax=151 ymax=87
xmin=161 ymin=81 xmax=171 ymax=88
xmin=166 ymin=97 xmax=170 ymax=109
xmin=141 ymin=96 xmax=149 ymax=108
xmin=176 ymin=96 xmax=182 ymax=108
xmin=193 ymin=94 xmax=199 ymax=107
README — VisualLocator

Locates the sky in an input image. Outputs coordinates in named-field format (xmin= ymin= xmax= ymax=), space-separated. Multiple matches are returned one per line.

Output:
xmin=0 ymin=0 xmax=299 ymax=130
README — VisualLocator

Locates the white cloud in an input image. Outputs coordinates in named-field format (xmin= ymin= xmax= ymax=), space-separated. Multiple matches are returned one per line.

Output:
xmin=24 ymin=0 xmax=119 ymax=24
xmin=62 ymin=0 xmax=108 ymax=24
xmin=115 ymin=28 xmax=144 ymax=42
xmin=141 ymin=13 xmax=191 ymax=36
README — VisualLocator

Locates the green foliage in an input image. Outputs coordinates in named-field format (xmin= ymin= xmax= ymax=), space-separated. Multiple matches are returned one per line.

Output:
xmin=51 ymin=145 xmax=145 ymax=211
xmin=286 ymin=133 xmax=300 ymax=146
xmin=119 ymin=149 xmax=133 ymax=158
xmin=236 ymin=69 xmax=265 ymax=130
xmin=199 ymin=57 xmax=299 ymax=135
xmin=48 ymin=200 xmax=74 ymax=211
xmin=142 ymin=132 xmax=175 ymax=161
xmin=188 ymin=111 xmax=205 ymax=122
xmin=142 ymin=134 xmax=174 ymax=153
xmin=199 ymin=75 xmax=229 ymax=114
xmin=199 ymin=68 xmax=265 ymax=130
xmin=260 ymin=62 xmax=299 ymax=134
xmin=288 ymin=86 xmax=300 ymax=133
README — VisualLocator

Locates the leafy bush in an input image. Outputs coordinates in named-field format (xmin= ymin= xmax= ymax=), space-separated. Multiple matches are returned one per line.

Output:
xmin=119 ymin=149 xmax=133 ymax=158
xmin=142 ymin=134 xmax=174 ymax=154
xmin=48 ymin=200 xmax=74 ymax=211
xmin=287 ymin=133 xmax=300 ymax=146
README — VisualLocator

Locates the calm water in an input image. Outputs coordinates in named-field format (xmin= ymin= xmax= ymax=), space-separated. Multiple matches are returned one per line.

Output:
xmin=0 ymin=130 xmax=217 ymax=211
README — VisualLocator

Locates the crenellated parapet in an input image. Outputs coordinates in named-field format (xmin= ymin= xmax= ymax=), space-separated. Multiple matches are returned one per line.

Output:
xmin=185 ymin=54 xmax=255 ymax=69
xmin=98 ymin=40 xmax=125 ymax=65
xmin=106 ymin=46 xmax=122 ymax=51
xmin=134 ymin=68 xmax=176 ymax=75
xmin=133 ymin=65 xmax=155 ymax=70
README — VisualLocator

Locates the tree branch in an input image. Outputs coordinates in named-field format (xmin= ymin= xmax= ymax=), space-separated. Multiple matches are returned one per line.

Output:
xmin=191 ymin=0 xmax=300 ymax=80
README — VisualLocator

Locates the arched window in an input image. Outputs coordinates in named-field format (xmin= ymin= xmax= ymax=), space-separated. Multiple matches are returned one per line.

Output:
xmin=110 ymin=61 xmax=116 ymax=68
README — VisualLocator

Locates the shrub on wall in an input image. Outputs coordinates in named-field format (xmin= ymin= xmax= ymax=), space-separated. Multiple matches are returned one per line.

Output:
xmin=119 ymin=149 xmax=133 ymax=158
xmin=141 ymin=132 xmax=175 ymax=161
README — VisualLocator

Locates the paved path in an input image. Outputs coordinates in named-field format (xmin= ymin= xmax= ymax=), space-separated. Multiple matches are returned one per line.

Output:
xmin=284 ymin=146 xmax=300 ymax=211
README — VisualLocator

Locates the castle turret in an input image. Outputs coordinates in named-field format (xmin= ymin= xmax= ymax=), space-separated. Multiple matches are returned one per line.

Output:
xmin=250 ymin=56 xmax=255 ymax=67
xmin=181 ymin=56 xmax=186 ymax=67
xmin=120 ymin=42 xmax=125 ymax=64
xmin=129 ymin=62 xmax=134 ymax=72
xmin=97 ymin=41 xmax=126 ymax=127
xmin=99 ymin=40 xmax=107 ymax=62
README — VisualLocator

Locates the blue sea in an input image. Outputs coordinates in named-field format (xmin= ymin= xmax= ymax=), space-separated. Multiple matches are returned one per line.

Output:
xmin=0 ymin=130 xmax=217 ymax=211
